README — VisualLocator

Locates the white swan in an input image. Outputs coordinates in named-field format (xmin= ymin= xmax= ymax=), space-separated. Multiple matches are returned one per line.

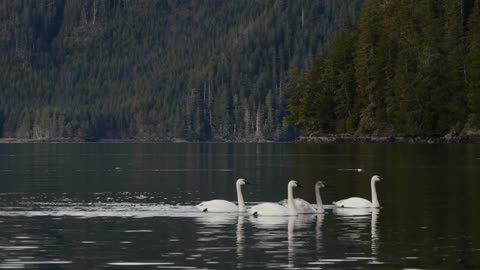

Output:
xmin=196 ymin=178 xmax=250 ymax=212
xmin=333 ymin=175 xmax=382 ymax=208
xmin=249 ymin=180 xmax=301 ymax=216
xmin=279 ymin=181 xmax=325 ymax=213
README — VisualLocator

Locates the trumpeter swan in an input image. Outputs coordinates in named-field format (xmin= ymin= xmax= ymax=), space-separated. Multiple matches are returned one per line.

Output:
xmin=280 ymin=181 xmax=325 ymax=213
xmin=196 ymin=178 xmax=250 ymax=212
xmin=249 ymin=180 xmax=301 ymax=216
xmin=333 ymin=175 xmax=381 ymax=208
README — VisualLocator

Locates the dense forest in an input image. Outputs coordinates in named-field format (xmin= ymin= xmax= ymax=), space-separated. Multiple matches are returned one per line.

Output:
xmin=0 ymin=0 xmax=363 ymax=141
xmin=286 ymin=0 xmax=480 ymax=138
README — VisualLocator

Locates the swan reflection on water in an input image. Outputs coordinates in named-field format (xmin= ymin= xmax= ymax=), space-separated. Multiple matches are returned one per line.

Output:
xmin=236 ymin=215 xmax=245 ymax=264
xmin=371 ymin=208 xmax=380 ymax=258
xmin=193 ymin=213 xmax=238 ymax=227
xmin=333 ymin=207 xmax=381 ymax=262
xmin=193 ymin=213 xmax=238 ymax=248
xmin=286 ymin=215 xmax=319 ymax=268
xmin=193 ymin=214 xmax=248 ymax=268
xmin=315 ymin=213 xmax=325 ymax=252
xmin=191 ymin=207 xmax=380 ymax=267
xmin=249 ymin=214 xmax=320 ymax=268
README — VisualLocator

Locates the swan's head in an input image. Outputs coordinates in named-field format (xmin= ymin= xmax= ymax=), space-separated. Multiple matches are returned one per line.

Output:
xmin=237 ymin=178 xmax=250 ymax=185
xmin=288 ymin=180 xmax=302 ymax=188
xmin=371 ymin=175 xmax=382 ymax=182
xmin=315 ymin=181 xmax=325 ymax=188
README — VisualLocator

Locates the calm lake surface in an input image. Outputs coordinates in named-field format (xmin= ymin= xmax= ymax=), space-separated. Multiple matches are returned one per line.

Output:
xmin=0 ymin=143 xmax=479 ymax=269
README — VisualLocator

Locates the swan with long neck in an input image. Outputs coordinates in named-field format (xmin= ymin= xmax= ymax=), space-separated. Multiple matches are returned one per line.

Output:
xmin=315 ymin=181 xmax=325 ymax=213
xmin=333 ymin=175 xmax=381 ymax=208
xmin=196 ymin=178 xmax=250 ymax=212
xmin=249 ymin=180 xmax=302 ymax=216
xmin=280 ymin=181 xmax=325 ymax=213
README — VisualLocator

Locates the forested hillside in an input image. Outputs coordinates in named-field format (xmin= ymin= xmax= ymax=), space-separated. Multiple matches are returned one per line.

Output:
xmin=0 ymin=0 xmax=363 ymax=141
xmin=286 ymin=0 xmax=480 ymax=138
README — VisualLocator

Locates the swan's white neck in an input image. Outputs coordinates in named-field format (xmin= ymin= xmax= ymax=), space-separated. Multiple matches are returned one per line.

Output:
xmin=371 ymin=179 xmax=380 ymax=208
xmin=315 ymin=186 xmax=324 ymax=213
xmin=287 ymin=183 xmax=298 ymax=215
xmin=236 ymin=181 xmax=246 ymax=212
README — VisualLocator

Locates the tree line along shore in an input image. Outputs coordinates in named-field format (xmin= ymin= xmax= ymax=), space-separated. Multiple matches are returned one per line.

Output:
xmin=1 ymin=0 xmax=478 ymax=142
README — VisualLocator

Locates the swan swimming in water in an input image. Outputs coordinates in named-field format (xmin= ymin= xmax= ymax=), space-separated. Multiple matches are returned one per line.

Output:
xmin=249 ymin=180 xmax=302 ymax=216
xmin=279 ymin=180 xmax=325 ymax=214
xmin=196 ymin=178 xmax=250 ymax=212
xmin=333 ymin=175 xmax=382 ymax=208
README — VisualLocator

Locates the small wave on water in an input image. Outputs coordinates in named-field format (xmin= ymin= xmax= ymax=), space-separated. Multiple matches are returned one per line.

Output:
xmin=72 ymin=168 xmax=233 ymax=173
xmin=107 ymin=262 xmax=175 ymax=266
xmin=0 ymin=193 xmax=341 ymax=219
xmin=0 ymin=202 xmax=334 ymax=219
xmin=0 ymin=192 xmax=205 ymax=218
xmin=0 ymin=202 xmax=202 ymax=218
xmin=0 ymin=194 xmax=427 ymax=269
xmin=337 ymin=168 xmax=363 ymax=172
xmin=0 ymin=260 xmax=72 ymax=269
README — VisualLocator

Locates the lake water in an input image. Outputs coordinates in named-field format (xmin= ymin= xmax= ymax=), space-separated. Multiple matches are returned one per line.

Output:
xmin=0 ymin=143 xmax=479 ymax=269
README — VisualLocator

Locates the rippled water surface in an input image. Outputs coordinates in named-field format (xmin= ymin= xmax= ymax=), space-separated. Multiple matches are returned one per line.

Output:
xmin=0 ymin=143 xmax=479 ymax=269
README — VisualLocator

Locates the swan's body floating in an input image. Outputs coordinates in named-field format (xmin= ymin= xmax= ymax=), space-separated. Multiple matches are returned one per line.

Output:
xmin=333 ymin=175 xmax=381 ymax=208
xmin=196 ymin=178 xmax=249 ymax=212
xmin=249 ymin=180 xmax=302 ymax=216
xmin=279 ymin=199 xmax=315 ymax=214
xmin=280 ymin=181 xmax=325 ymax=214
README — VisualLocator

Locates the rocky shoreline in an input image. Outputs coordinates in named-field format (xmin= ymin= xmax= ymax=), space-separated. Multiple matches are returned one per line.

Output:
xmin=1 ymin=133 xmax=479 ymax=144
xmin=296 ymin=133 xmax=480 ymax=144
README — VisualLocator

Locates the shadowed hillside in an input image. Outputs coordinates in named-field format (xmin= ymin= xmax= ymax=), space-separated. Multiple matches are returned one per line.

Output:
xmin=0 ymin=0 xmax=363 ymax=141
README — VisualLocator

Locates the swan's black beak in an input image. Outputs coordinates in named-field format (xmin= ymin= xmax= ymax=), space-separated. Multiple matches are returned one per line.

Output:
xmin=244 ymin=180 xmax=251 ymax=185
xmin=297 ymin=183 xmax=303 ymax=188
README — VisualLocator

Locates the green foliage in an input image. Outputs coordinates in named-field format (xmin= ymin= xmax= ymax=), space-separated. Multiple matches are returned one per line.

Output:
xmin=285 ymin=58 xmax=336 ymax=134
xmin=287 ymin=0 xmax=480 ymax=137
xmin=0 ymin=0 xmax=363 ymax=141
xmin=466 ymin=0 xmax=480 ymax=128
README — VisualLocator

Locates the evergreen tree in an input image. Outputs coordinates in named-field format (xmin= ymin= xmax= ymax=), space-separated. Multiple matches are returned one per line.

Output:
xmin=466 ymin=0 xmax=480 ymax=128
xmin=0 ymin=0 xmax=363 ymax=140
xmin=286 ymin=0 xmax=480 ymax=137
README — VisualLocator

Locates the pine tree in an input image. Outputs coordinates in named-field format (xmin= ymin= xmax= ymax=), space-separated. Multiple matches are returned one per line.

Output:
xmin=466 ymin=0 xmax=480 ymax=129
xmin=328 ymin=20 xmax=358 ymax=132
xmin=354 ymin=0 xmax=384 ymax=132
xmin=284 ymin=0 xmax=479 ymax=138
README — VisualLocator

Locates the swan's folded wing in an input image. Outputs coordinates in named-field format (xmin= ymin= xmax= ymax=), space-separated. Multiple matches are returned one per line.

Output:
xmin=278 ymin=198 xmax=316 ymax=213
xmin=294 ymin=199 xmax=316 ymax=213
xmin=333 ymin=197 xmax=372 ymax=208
xmin=197 ymin=199 xmax=238 ymax=212
xmin=249 ymin=202 xmax=289 ymax=216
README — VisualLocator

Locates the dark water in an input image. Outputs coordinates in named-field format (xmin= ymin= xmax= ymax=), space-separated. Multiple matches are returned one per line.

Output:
xmin=0 ymin=143 xmax=479 ymax=269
